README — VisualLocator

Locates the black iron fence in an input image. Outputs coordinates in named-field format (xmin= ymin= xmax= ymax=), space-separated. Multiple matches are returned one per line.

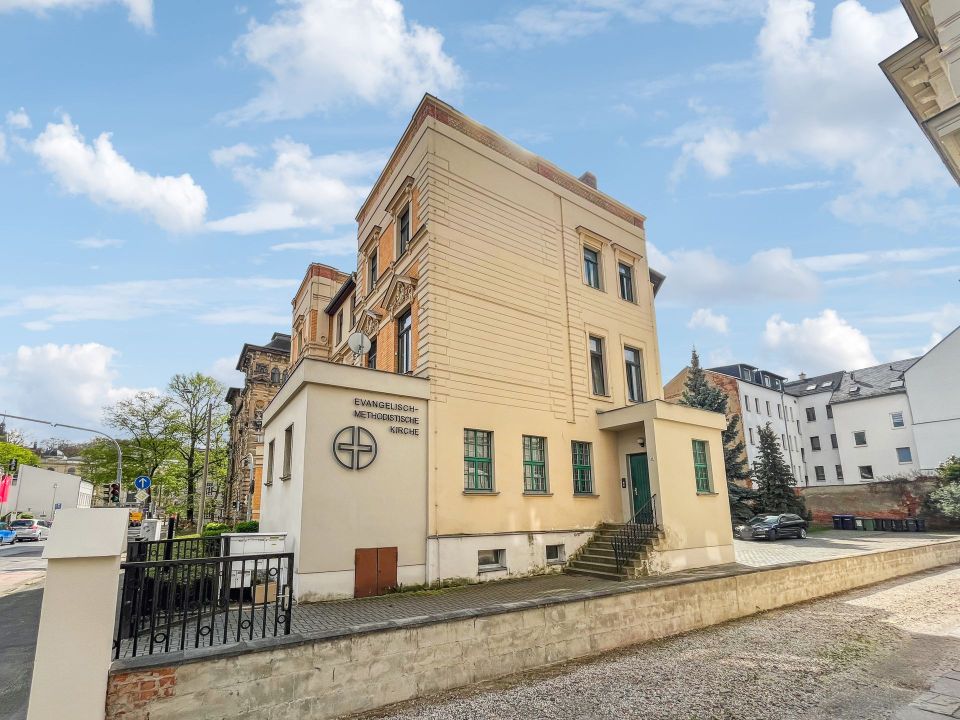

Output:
xmin=611 ymin=494 xmax=659 ymax=573
xmin=113 ymin=551 xmax=294 ymax=659
xmin=126 ymin=536 xmax=224 ymax=562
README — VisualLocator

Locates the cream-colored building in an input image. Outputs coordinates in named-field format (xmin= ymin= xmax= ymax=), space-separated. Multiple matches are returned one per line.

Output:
xmin=882 ymin=0 xmax=960 ymax=184
xmin=261 ymin=95 xmax=733 ymax=600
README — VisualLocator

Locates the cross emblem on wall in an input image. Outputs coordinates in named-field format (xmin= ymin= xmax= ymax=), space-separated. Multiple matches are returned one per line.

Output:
xmin=333 ymin=426 xmax=378 ymax=470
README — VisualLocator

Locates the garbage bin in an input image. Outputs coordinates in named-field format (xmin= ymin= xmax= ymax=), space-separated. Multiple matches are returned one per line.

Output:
xmin=905 ymin=518 xmax=918 ymax=532
xmin=832 ymin=515 xmax=843 ymax=530
xmin=915 ymin=517 xmax=927 ymax=532
xmin=841 ymin=515 xmax=856 ymax=530
xmin=862 ymin=518 xmax=875 ymax=531
xmin=892 ymin=518 xmax=907 ymax=532
xmin=877 ymin=518 xmax=891 ymax=531
xmin=854 ymin=517 xmax=865 ymax=530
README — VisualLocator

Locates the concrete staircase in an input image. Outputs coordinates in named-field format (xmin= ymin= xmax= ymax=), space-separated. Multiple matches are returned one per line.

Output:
xmin=566 ymin=523 xmax=659 ymax=580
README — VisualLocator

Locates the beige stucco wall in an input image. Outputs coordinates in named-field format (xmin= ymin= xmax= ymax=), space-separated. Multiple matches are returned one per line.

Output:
xmin=107 ymin=537 xmax=960 ymax=720
xmin=261 ymin=360 xmax=430 ymax=600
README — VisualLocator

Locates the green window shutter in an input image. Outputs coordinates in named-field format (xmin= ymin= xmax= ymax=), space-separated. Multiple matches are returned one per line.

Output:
xmin=523 ymin=436 xmax=548 ymax=493
xmin=464 ymin=429 xmax=493 ymax=491
xmin=692 ymin=440 xmax=711 ymax=493
xmin=571 ymin=441 xmax=593 ymax=494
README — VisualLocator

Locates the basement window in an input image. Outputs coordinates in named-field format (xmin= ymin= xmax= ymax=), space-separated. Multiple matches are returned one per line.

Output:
xmin=478 ymin=549 xmax=506 ymax=572
xmin=546 ymin=544 xmax=566 ymax=565
xmin=859 ymin=465 xmax=874 ymax=480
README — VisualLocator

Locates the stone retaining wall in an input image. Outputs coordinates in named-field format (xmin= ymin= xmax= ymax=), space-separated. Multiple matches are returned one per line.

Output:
xmin=798 ymin=477 xmax=956 ymax=527
xmin=106 ymin=538 xmax=960 ymax=720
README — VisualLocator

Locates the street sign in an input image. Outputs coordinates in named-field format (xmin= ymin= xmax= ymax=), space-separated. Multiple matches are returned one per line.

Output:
xmin=135 ymin=489 xmax=148 ymax=503
xmin=134 ymin=475 xmax=151 ymax=491
xmin=54 ymin=502 xmax=62 ymax=510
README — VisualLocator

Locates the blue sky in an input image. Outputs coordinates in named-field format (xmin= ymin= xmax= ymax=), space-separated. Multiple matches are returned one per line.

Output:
xmin=1 ymin=0 xmax=958 ymax=438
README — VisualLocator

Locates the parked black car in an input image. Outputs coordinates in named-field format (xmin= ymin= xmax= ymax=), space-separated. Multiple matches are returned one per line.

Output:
xmin=736 ymin=514 xmax=808 ymax=541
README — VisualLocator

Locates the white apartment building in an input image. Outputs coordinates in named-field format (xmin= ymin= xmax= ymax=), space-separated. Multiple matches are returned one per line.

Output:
xmin=785 ymin=360 xmax=921 ymax=486
xmin=904 ymin=326 xmax=960 ymax=470
xmin=701 ymin=364 xmax=805 ymax=486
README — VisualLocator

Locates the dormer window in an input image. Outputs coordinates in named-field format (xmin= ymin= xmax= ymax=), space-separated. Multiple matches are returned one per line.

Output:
xmin=889 ymin=379 xmax=904 ymax=388
xmin=849 ymin=385 xmax=861 ymax=395
xmin=397 ymin=205 xmax=410 ymax=256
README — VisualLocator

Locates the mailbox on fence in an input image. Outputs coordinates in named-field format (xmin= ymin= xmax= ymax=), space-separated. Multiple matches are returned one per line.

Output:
xmin=222 ymin=532 xmax=288 ymax=591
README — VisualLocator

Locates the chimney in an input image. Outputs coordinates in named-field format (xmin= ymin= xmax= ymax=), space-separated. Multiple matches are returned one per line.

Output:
xmin=798 ymin=372 xmax=807 ymax=381
xmin=578 ymin=171 xmax=597 ymax=189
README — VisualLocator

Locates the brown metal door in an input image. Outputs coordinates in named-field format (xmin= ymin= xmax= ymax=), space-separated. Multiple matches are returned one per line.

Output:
xmin=377 ymin=547 xmax=398 ymax=593
xmin=354 ymin=548 xmax=378 ymax=598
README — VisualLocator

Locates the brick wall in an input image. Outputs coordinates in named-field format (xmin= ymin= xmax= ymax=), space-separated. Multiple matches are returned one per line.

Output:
xmin=798 ymin=477 xmax=957 ymax=528
xmin=105 ymin=538 xmax=960 ymax=720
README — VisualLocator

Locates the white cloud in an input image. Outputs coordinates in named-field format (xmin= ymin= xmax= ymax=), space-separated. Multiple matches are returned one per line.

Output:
xmin=649 ymin=242 xmax=818 ymax=304
xmin=208 ymin=139 xmax=383 ymax=234
xmin=0 ymin=343 xmax=146 ymax=429
xmin=210 ymin=142 xmax=257 ymax=167
xmin=668 ymin=0 xmax=954 ymax=224
xmin=5 ymin=107 xmax=30 ymax=129
xmin=708 ymin=180 xmax=832 ymax=198
xmin=0 ymin=0 xmax=153 ymax=29
xmin=196 ymin=307 xmax=290 ymax=326
xmin=74 ymin=237 xmax=124 ymax=249
xmin=269 ymin=235 xmax=356 ymax=255
xmin=0 ymin=131 xmax=6 ymax=162
xmin=225 ymin=0 xmax=462 ymax=123
xmin=763 ymin=309 xmax=878 ymax=374
xmin=0 ymin=276 xmax=296 ymax=327
xmin=476 ymin=0 xmax=763 ymax=48
xmin=866 ymin=303 xmax=960 ymax=336
xmin=799 ymin=246 xmax=960 ymax=273
xmin=687 ymin=308 xmax=729 ymax=333
xmin=32 ymin=116 xmax=207 ymax=232
xmin=210 ymin=356 xmax=245 ymax=388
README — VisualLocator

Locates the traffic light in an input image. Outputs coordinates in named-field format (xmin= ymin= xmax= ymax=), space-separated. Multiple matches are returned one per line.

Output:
xmin=109 ymin=483 xmax=121 ymax=504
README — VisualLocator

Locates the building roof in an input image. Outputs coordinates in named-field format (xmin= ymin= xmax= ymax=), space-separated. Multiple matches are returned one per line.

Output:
xmin=235 ymin=333 xmax=292 ymax=371
xmin=830 ymin=358 xmax=919 ymax=405
xmin=324 ymin=274 xmax=357 ymax=315
xmin=708 ymin=363 xmax=787 ymax=389
xmin=783 ymin=371 xmax=845 ymax=397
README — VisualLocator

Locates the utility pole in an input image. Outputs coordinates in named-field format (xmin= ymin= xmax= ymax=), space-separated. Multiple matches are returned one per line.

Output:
xmin=197 ymin=403 xmax=212 ymax=531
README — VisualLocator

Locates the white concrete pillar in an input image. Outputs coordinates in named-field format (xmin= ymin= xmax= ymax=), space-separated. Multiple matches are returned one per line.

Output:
xmin=27 ymin=508 xmax=129 ymax=720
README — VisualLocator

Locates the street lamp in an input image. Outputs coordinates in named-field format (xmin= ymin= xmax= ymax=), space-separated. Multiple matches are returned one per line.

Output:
xmin=0 ymin=412 xmax=123 ymax=486
xmin=50 ymin=482 xmax=58 ymax=519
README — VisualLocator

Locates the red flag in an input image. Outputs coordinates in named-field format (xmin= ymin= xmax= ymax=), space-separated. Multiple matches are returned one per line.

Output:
xmin=0 ymin=474 xmax=11 ymax=504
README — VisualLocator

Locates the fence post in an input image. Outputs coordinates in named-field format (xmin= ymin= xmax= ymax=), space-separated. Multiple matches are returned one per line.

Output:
xmin=27 ymin=508 xmax=129 ymax=720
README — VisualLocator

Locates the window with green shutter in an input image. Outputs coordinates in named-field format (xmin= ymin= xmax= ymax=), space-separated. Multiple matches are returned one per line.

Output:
xmin=571 ymin=441 xmax=593 ymax=494
xmin=464 ymin=429 xmax=493 ymax=491
xmin=522 ymin=436 xmax=548 ymax=493
xmin=692 ymin=439 xmax=711 ymax=493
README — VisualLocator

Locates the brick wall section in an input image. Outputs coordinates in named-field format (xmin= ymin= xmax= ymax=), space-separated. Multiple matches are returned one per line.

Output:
xmin=106 ymin=539 xmax=960 ymax=720
xmin=105 ymin=667 xmax=176 ymax=718
xmin=799 ymin=477 xmax=957 ymax=527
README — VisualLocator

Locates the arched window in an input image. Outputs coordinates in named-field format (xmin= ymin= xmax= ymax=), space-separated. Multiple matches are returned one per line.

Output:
xmin=271 ymin=367 xmax=280 ymax=383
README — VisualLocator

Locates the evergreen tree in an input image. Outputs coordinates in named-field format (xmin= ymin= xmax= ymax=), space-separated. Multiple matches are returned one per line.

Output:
xmin=753 ymin=423 xmax=807 ymax=515
xmin=678 ymin=348 xmax=756 ymax=522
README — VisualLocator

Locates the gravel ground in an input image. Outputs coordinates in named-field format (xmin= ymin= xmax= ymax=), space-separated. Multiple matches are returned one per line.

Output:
xmin=352 ymin=565 xmax=960 ymax=720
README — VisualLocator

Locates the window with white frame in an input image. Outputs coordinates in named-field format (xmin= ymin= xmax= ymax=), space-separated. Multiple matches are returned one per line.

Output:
xmin=589 ymin=336 xmax=607 ymax=396
xmin=896 ymin=447 xmax=912 ymax=464
xmin=891 ymin=412 xmax=905 ymax=428
xmin=617 ymin=262 xmax=635 ymax=301
xmin=624 ymin=346 xmax=643 ymax=403
xmin=583 ymin=246 xmax=601 ymax=289
xmin=478 ymin=549 xmax=505 ymax=571
xmin=853 ymin=431 xmax=867 ymax=447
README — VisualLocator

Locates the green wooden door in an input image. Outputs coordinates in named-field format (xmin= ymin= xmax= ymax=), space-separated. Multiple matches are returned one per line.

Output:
xmin=629 ymin=453 xmax=652 ymax=520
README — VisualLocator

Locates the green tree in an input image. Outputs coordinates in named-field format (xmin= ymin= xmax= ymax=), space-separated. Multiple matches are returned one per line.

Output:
xmin=0 ymin=441 xmax=40 ymax=471
xmin=168 ymin=373 xmax=228 ymax=524
xmin=753 ymin=423 xmax=807 ymax=516
xmin=929 ymin=455 xmax=960 ymax=520
xmin=79 ymin=438 xmax=137 ymax=489
xmin=678 ymin=349 xmax=756 ymax=522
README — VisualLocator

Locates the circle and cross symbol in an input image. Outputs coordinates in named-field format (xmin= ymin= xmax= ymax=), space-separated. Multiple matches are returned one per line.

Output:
xmin=333 ymin=426 xmax=378 ymax=470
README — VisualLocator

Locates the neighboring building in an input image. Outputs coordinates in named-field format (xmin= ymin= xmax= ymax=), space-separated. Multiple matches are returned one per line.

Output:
xmin=782 ymin=372 xmax=845 ymax=486
xmin=261 ymin=95 xmax=734 ymax=600
xmin=663 ymin=363 xmax=804 ymax=486
xmin=39 ymin=449 xmax=84 ymax=476
xmin=904 ymin=326 xmax=960 ymax=470
xmin=881 ymin=0 xmax=960 ymax=184
xmin=0 ymin=464 xmax=92 ymax=520
xmin=225 ymin=332 xmax=291 ymax=522
xmin=784 ymin=360 xmax=920 ymax=486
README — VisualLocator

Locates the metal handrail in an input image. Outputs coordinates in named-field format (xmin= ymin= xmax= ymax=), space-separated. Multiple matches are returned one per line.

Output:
xmin=611 ymin=494 xmax=659 ymax=574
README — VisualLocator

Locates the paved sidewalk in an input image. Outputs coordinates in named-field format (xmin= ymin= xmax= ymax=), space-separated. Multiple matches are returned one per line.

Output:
xmin=0 ymin=544 xmax=47 ymax=597
xmin=898 ymin=671 xmax=960 ymax=719
xmin=733 ymin=529 xmax=958 ymax=567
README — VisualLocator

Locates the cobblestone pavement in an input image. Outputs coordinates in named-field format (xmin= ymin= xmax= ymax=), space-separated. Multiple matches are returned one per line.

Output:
xmin=357 ymin=564 xmax=960 ymax=720
xmin=733 ymin=529 xmax=958 ymax=567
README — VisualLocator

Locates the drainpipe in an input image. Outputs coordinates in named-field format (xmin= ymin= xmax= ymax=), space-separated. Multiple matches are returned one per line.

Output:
xmin=779 ymin=386 xmax=801 ymax=486
xmin=245 ymin=453 xmax=255 ymax=522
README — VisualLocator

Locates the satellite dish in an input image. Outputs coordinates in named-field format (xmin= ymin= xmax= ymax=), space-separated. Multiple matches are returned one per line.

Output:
xmin=347 ymin=332 xmax=372 ymax=356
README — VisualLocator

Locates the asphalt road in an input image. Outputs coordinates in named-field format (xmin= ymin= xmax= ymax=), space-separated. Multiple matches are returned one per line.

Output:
xmin=0 ymin=543 xmax=44 ymax=720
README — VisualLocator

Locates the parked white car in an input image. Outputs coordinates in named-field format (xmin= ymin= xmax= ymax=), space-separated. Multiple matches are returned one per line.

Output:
xmin=9 ymin=519 xmax=49 ymax=541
